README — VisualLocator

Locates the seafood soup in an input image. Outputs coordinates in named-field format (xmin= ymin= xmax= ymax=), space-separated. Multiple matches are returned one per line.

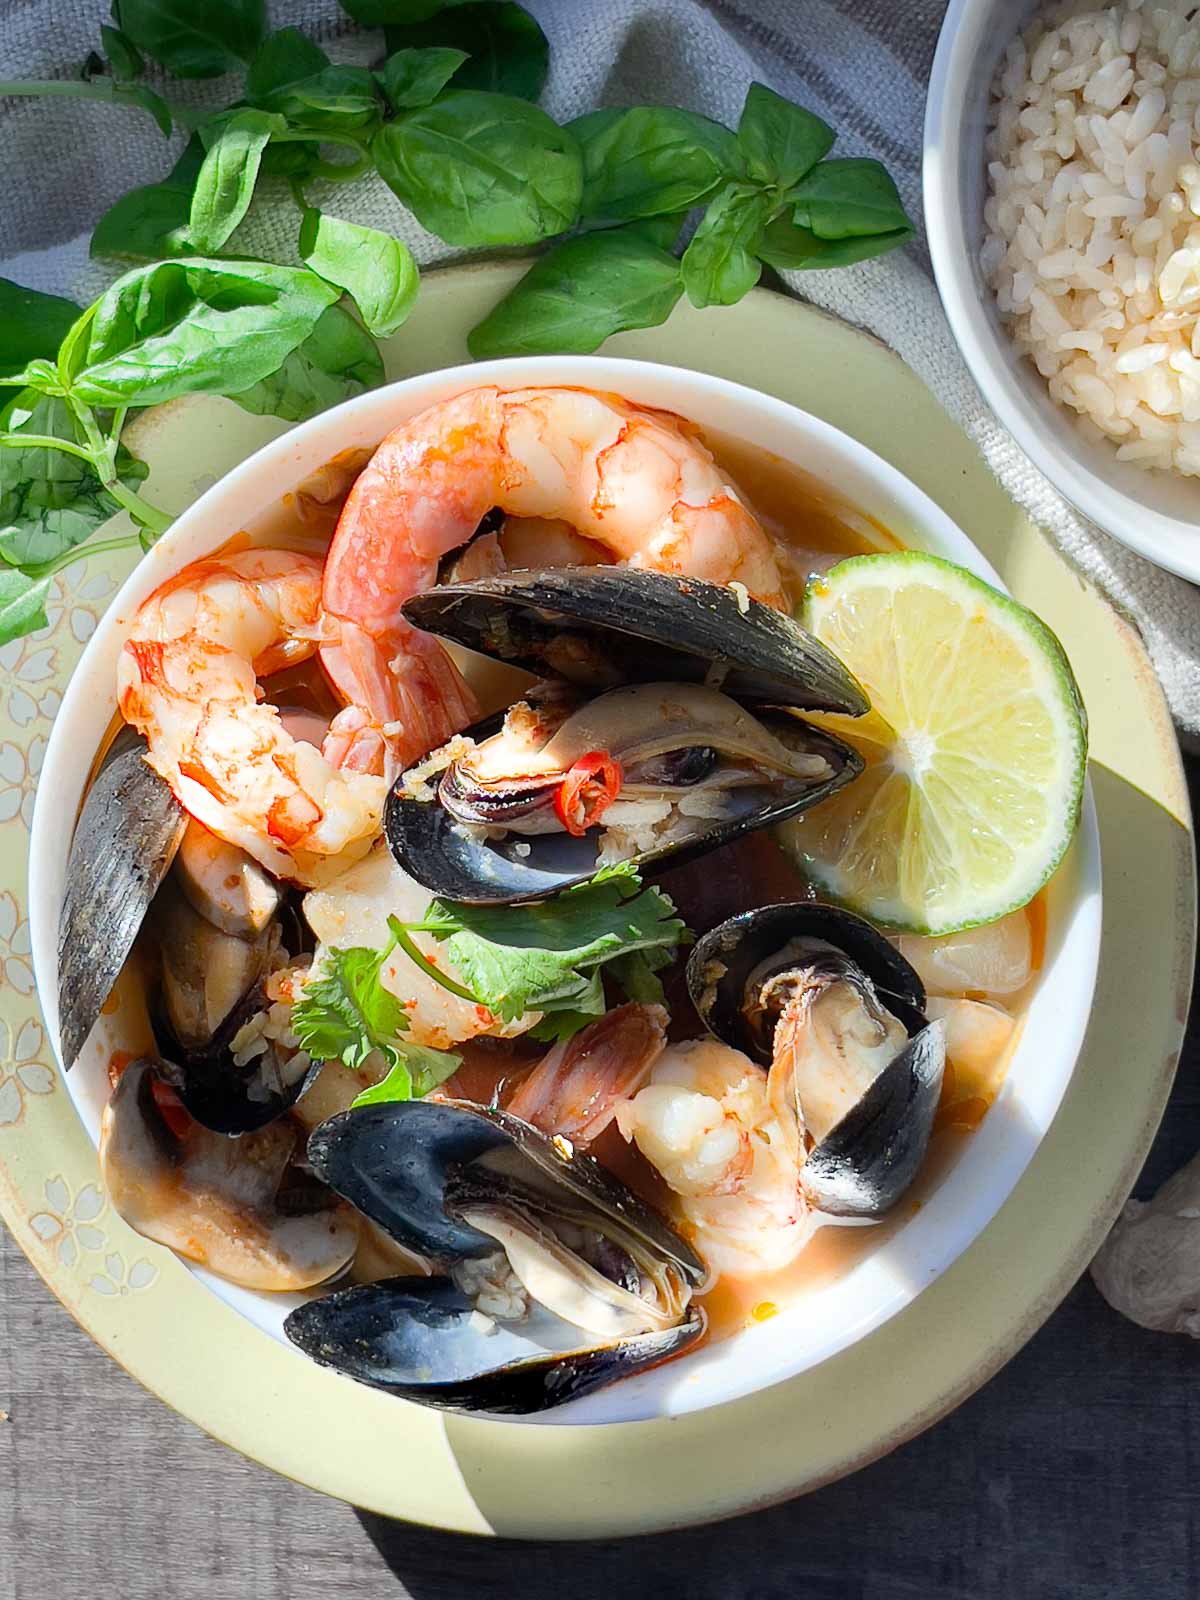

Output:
xmin=53 ymin=380 xmax=1082 ymax=1415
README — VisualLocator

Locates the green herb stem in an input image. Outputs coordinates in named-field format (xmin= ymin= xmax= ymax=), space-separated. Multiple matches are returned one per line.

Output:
xmin=104 ymin=476 xmax=172 ymax=534
xmin=0 ymin=78 xmax=204 ymax=127
xmin=388 ymin=918 xmax=482 ymax=1004
xmin=0 ymin=430 xmax=94 ymax=462
xmin=25 ymin=532 xmax=142 ymax=579
xmin=64 ymin=395 xmax=173 ymax=535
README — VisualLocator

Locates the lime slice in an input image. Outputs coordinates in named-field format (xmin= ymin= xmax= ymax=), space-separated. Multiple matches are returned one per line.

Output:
xmin=784 ymin=552 xmax=1087 ymax=935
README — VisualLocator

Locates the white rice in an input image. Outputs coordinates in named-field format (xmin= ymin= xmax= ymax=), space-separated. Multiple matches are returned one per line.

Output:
xmin=985 ymin=0 xmax=1200 ymax=474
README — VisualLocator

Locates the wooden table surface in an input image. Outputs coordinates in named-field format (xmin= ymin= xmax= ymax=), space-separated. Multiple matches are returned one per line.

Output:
xmin=2 ymin=761 xmax=1197 ymax=1600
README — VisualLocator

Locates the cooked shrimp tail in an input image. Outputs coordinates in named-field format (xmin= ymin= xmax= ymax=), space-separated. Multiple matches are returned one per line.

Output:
xmin=504 ymin=1002 xmax=667 ymax=1146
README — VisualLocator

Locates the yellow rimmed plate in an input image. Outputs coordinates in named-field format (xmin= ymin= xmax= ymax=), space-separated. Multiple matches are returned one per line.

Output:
xmin=1 ymin=260 xmax=1192 ymax=1536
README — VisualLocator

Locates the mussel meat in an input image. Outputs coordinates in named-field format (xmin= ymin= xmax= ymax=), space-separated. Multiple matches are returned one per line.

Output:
xmin=387 ymin=568 xmax=868 ymax=904
xmin=100 ymin=1060 xmax=358 ymax=1291
xmin=687 ymin=903 xmax=946 ymax=1217
xmin=285 ymin=1099 xmax=706 ymax=1413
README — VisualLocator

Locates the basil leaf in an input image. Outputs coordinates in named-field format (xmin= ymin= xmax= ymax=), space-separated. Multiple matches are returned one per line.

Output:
xmin=736 ymin=83 xmax=834 ymax=190
xmin=114 ymin=0 xmax=265 ymax=77
xmin=0 ymin=280 xmax=82 ymax=384
xmin=377 ymin=46 xmax=468 ymax=111
xmin=90 ymin=135 xmax=203 ymax=262
xmin=571 ymin=106 xmax=737 ymax=222
xmin=375 ymin=90 xmax=582 ymax=246
xmin=756 ymin=213 xmax=913 ymax=271
xmin=790 ymin=157 xmax=912 ymax=239
xmin=70 ymin=259 xmax=340 ymax=408
xmin=245 ymin=27 xmax=329 ymax=102
xmin=681 ymin=182 xmax=771 ymax=308
xmin=0 ymin=570 xmax=51 ymax=646
xmin=261 ymin=143 xmax=320 ymax=181
xmin=299 ymin=210 xmax=419 ymax=338
xmin=228 ymin=303 xmax=384 ymax=422
xmin=111 ymin=82 xmax=173 ymax=137
xmin=100 ymin=22 xmax=144 ymax=80
xmin=257 ymin=65 xmax=382 ymax=133
xmin=468 ymin=227 xmax=682 ymax=357
xmin=385 ymin=3 xmax=549 ymax=101
xmin=187 ymin=108 xmax=283 ymax=253
xmin=626 ymin=212 xmax=687 ymax=250
xmin=0 ymin=392 xmax=148 ymax=567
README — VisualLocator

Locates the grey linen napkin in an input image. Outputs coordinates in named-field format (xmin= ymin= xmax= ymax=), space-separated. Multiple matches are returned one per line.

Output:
xmin=3 ymin=0 xmax=1199 ymax=736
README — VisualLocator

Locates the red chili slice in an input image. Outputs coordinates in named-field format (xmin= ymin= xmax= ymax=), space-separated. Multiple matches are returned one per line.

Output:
xmin=554 ymin=751 xmax=623 ymax=837
xmin=149 ymin=1075 xmax=192 ymax=1141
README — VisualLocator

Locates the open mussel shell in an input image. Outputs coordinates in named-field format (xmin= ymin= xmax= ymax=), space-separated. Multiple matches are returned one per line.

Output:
xmin=58 ymin=730 xmax=185 ymax=1071
xmin=102 ymin=1060 xmax=358 ymax=1292
xmin=146 ymin=862 xmax=312 ymax=1135
xmin=687 ymin=901 xmax=928 ymax=1058
xmin=299 ymin=1098 xmax=707 ymax=1412
xmin=402 ymin=566 xmax=870 ymax=714
xmin=799 ymin=1021 xmax=946 ymax=1217
xmin=309 ymin=1098 xmax=706 ymax=1281
xmin=150 ymin=999 xmax=320 ymax=1137
xmin=284 ymin=1277 xmax=704 ymax=1415
xmin=386 ymin=715 xmax=863 ymax=905
xmin=688 ymin=901 xmax=944 ymax=1219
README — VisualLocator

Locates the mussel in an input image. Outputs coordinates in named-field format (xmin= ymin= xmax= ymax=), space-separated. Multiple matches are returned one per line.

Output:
xmin=58 ymin=730 xmax=185 ymax=1071
xmin=145 ymin=830 xmax=317 ymax=1135
xmin=687 ymin=903 xmax=946 ymax=1217
xmin=386 ymin=567 xmax=869 ymax=904
xmin=59 ymin=733 xmax=315 ymax=1133
xmin=100 ymin=1060 xmax=358 ymax=1291
xmin=284 ymin=1099 xmax=706 ymax=1413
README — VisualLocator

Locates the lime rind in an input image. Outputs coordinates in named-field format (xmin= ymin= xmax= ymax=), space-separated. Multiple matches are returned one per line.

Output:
xmin=793 ymin=552 xmax=1088 ymax=936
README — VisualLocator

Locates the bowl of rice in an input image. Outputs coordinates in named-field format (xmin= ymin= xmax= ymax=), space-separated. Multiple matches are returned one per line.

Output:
xmin=926 ymin=0 xmax=1200 ymax=583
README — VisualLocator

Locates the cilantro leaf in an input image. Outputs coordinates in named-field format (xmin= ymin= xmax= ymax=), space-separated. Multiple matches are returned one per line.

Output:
xmin=351 ymin=1042 xmax=461 ymax=1108
xmin=525 ymin=968 xmax=607 ymax=1044
xmin=413 ymin=864 xmax=689 ymax=1023
xmin=607 ymin=949 xmax=668 ymax=1006
xmin=292 ymin=944 xmax=411 ymax=1072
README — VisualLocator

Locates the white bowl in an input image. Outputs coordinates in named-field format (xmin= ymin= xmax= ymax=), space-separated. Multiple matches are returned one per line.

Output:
xmin=29 ymin=355 xmax=1103 ymax=1424
xmin=925 ymin=0 xmax=1200 ymax=584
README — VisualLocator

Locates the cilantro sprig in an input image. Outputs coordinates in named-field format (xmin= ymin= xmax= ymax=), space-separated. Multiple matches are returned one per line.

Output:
xmin=395 ymin=862 xmax=690 ymax=1041
xmin=294 ymin=865 xmax=690 ymax=1084
xmin=292 ymin=936 xmax=461 ymax=1107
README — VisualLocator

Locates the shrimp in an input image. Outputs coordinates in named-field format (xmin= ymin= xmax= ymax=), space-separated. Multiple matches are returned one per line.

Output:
xmin=320 ymin=385 xmax=788 ymax=775
xmin=618 ymin=1037 xmax=814 ymax=1276
xmin=505 ymin=1003 xmax=667 ymax=1147
xmin=117 ymin=549 xmax=386 ymax=887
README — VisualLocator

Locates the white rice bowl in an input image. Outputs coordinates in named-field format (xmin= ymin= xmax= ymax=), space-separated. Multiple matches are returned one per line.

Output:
xmin=984 ymin=0 xmax=1200 ymax=475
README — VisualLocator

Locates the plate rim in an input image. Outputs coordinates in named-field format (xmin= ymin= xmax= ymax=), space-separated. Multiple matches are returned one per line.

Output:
xmin=4 ymin=259 xmax=1192 ymax=1536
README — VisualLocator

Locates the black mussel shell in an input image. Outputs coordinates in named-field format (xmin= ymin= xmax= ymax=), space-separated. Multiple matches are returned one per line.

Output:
xmin=799 ymin=1021 xmax=946 ymax=1218
xmin=58 ymin=730 xmax=185 ymax=1071
xmin=687 ymin=901 xmax=928 ymax=1061
xmin=284 ymin=1277 xmax=705 ymax=1415
xmin=149 ymin=992 xmax=320 ymax=1136
xmin=308 ymin=1099 xmax=706 ymax=1281
xmin=385 ymin=716 xmax=863 ymax=906
xmin=402 ymin=567 xmax=869 ymax=715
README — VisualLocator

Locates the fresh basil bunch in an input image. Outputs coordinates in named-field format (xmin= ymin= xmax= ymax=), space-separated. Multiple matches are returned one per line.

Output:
xmin=0 ymin=0 xmax=912 ymax=648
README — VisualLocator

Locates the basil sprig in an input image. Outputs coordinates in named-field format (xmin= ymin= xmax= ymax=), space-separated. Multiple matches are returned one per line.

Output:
xmin=0 ymin=1 xmax=912 ymax=648
xmin=0 ymin=260 xmax=367 ymax=646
